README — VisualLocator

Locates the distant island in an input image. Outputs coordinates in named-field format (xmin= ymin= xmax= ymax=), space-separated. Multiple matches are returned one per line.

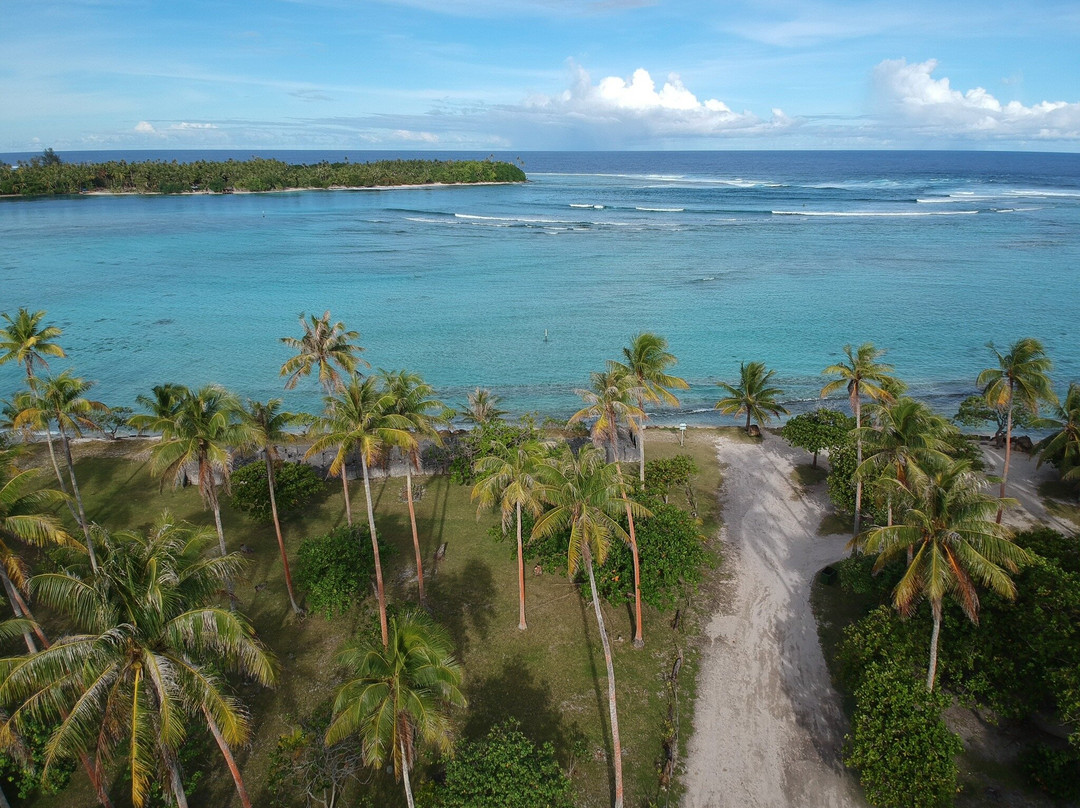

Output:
xmin=0 ymin=151 xmax=527 ymax=196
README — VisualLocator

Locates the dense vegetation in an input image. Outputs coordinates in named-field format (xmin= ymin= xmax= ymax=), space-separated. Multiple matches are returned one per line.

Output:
xmin=0 ymin=155 xmax=527 ymax=196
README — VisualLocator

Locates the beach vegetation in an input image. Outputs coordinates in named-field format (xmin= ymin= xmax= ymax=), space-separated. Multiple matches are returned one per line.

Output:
xmin=0 ymin=308 xmax=66 ymax=382
xmin=460 ymin=388 xmax=506 ymax=426
xmin=780 ymin=407 xmax=853 ymax=468
xmin=952 ymin=393 xmax=1035 ymax=439
xmin=230 ymin=459 xmax=324 ymax=521
xmin=266 ymin=706 xmax=364 ymax=808
xmin=294 ymin=524 xmax=386 ymax=619
xmin=281 ymin=312 xmax=367 ymax=395
xmin=715 ymin=360 xmax=788 ymax=435
xmin=1034 ymin=381 xmax=1080 ymax=492
xmin=0 ymin=157 xmax=526 ymax=197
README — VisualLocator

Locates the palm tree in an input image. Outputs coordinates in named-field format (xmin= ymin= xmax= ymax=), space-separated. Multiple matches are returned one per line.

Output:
xmin=129 ymin=382 xmax=189 ymax=432
xmin=241 ymin=399 xmax=306 ymax=614
xmin=611 ymin=332 xmax=689 ymax=483
xmin=306 ymin=375 xmax=413 ymax=648
xmin=1035 ymin=382 xmax=1080 ymax=487
xmin=472 ymin=440 xmax=548 ymax=630
xmin=325 ymin=610 xmax=465 ymax=808
xmin=380 ymin=370 xmax=445 ymax=606
xmin=570 ymin=368 xmax=650 ymax=647
xmin=977 ymin=338 xmax=1056 ymax=522
xmin=852 ymin=459 xmax=1028 ymax=691
xmin=533 ymin=445 xmax=648 ymax=808
xmin=715 ymin=360 xmax=789 ymax=435
xmin=145 ymin=385 xmax=253 ymax=567
xmin=280 ymin=311 xmax=367 ymax=394
xmin=822 ymin=343 xmax=898 ymax=534
xmin=0 ymin=308 xmax=65 ymax=382
xmin=14 ymin=372 xmax=107 ymax=571
xmin=0 ymin=517 xmax=277 ymax=808
xmin=461 ymin=387 xmax=505 ymax=426
xmin=856 ymin=397 xmax=954 ymax=528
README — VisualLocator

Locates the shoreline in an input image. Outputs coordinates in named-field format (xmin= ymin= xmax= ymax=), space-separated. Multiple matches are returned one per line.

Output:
xmin=0 ymin=180 xmax=527 ymax=200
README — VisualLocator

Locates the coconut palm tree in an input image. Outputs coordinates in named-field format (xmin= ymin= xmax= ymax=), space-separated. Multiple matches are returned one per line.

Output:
xmin=570 ymin=368 xmax=650 ymax=647
xmin=15 ymin=372 xmax=107 ymax=568
xmin=241 ymin=399 xmax=306 ymax=614
xmin=977 ymin=338 xmax=1056 ymax=522
xmin=0 ymin=517 xmax=277 ymax=808
xmin=852 ymin=459 xmax=1028 ymax=691
xmin=306 ymin=375 xmax=413 ymax=648
xmin=128 ymin=382 xmax=189 ymax=433
xmin=325 ymin=610 xmax=465 ymax=808
xmin=822 ymin=343 xmax=899 ymax=534
xmin=461 ymin=387 xmax=505 ymax=426
xmin=533 ymin=445 xmax=649 ymax=808
xmin=472 ymin=441 xmax=548 ymax=630
xmin=611 ymin=332 xmax=689 ymax=482
xmin=380 ymin=370 xmax=445 ymax=606
xmin=715 ymin=360 xmax=789 ymax=435
xmin=280 ymin=311 xmax=367 ymax=394
xmin=0 ymin=308 xmax=65 ymax=382
xmin=1035 ymin=382 xmax=1080 ymax=487
xmin=857 ymin=397 xmax=954 ymax=528
xmin=145 ymin=385 xmax=254 ymax=570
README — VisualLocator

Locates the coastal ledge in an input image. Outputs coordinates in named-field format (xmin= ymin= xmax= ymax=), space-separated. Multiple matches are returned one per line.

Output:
xmin=0 ymin=156 xmax=528 ymax=197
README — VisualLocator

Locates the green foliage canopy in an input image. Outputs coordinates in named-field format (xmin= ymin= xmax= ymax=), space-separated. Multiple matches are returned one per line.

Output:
xmin=780 ymin=408 xmax=853 ymax=466
xmin=230 ymin=460 xmax=324 ymax=522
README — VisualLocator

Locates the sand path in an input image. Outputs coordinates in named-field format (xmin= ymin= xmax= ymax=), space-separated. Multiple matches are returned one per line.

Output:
xmin=682 ymin=433 xmax=863 ymax=808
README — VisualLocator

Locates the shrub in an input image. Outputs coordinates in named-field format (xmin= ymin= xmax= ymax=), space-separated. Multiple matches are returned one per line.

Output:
xmin=643 ymin=454 xmax=697 ymax=504
xmin=780 ymin=408 xmax=854 ymax=467
xmin=437 ymin=719 xmax=573 ymax=808
xmin=295 ymin=525 xmax=390 ymax=618
xmin=1021 ymin=744 xmax=1080 ymax=802
xmin=0 ymin=714 xmax=74 ymax=799
xmin=230 ymin=461 xmax=325 ymax=522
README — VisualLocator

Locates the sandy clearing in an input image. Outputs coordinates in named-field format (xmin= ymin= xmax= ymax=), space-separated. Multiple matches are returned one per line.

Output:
xmin=682 ymin=432 xmax=862 ymax=808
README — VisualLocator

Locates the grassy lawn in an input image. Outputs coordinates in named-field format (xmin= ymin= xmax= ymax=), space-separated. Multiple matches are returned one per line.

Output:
xmin=17 ymin=427 xmax=728 ymax=808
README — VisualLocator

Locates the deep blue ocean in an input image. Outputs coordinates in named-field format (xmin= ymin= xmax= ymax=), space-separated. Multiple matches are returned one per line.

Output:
xmin=2 ymin=150 xmax=1079 ymax=424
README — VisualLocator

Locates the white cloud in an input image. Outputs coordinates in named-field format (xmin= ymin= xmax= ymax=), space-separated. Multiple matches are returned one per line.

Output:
xmin=134 ymin=121 xmax=156 ymax=134
xmin=169 ymin=122 xmax=217 ymax=130
xmin=391 ymin=129 xmax=439 ymax=142
xmin=874 ymin=58 xmax=1080 ymax=140
xmin=523 ymin=63 xmax=792 ymax=141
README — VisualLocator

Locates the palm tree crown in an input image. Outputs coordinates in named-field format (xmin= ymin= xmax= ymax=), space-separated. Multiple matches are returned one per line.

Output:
xmin=0 ymin=308 xmax=65 ymax=381
xmin=715 ymin=360 xmax=788 ymax=433
xmin=570 ymin=368 xmax=645 ymax=462
xmin=280 ymin=311 xmax=367 ymax=393
xmin=1035 ymin=382 xmax=1080 ymax=485
xmin=461 ymin=387 xmax=505 ymax=426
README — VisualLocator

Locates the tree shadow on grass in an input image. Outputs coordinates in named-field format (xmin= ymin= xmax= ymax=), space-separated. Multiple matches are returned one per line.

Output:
xmin=462 ymin=655 xmax=587 ymax=765
xmin=426 ymin=558 xmax=495 ymax=654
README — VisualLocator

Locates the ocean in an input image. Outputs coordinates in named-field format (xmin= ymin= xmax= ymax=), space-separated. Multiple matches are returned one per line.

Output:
xmin=2 ymin=150 xmax=1079 ymax=424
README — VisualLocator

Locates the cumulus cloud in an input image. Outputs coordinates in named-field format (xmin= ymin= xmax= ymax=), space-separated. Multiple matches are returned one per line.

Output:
xmin=518 ymin=63 xmax=792 ymax=142
xmin=169 ymin=122 xmax=217 ymax=130
xmin=391 ymin=129 xmax=439 ymax=143
xmin=874 ymin=58 xmax=1080 ymax=140
xmin=134 ymin=121 xmax=156 ymax=134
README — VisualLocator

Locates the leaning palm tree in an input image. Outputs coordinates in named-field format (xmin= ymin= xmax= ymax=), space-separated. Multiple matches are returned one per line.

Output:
xmin=977 ymin=338 xmax=1056 ymax=522
xmin=0 ymin=308 xmax=65 ymax=382
xmin=852 ymin=459 xmax=1028 ymax=691
xmin=5 ymin=389 xmax=78 ymax=526
xmin=822 ymin=343 xmax=899 ymax=534
xmin=1034 ymin=382 xmax=1080 ymax=487
xmin=15 ymin=372 xmax=107 ymax=570
xmin=325 ymin=610 xmax=465 ymax=808
xmin=611 ymin=332 xmax=689 ymax=482
xmin=380 ymin=370 xmax=445 ymax=606
xmin=715 ymin=360 xmax=788 ymax=435
xmin=472 ymin=440 xmax=548 ymax=631
xmin=280 ymin=311 xmax=367 ymax=394
xmin=306 ymin=375 xmax=413 ymax=648
xmin=533 ymin=445 xmax=648 ymax=808
xmin=570 ymin=368 xmax=650 ymax=647
xmin=145 ymin=385 xmax=254 ymax=566
xmin=241 ymin=398 xmax=307 ymax=614
xmin=0 ymin=517 xmax=277 ymax=808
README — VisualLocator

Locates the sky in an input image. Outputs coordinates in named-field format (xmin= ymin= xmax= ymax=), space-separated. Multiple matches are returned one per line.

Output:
xmin=2 ymin=0 xmax=1080 ymax=152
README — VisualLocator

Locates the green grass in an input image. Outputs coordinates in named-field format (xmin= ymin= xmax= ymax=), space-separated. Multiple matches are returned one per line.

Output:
xmin=791 ymin=462 xmax=828 ymax=492
xmin=19 ymin=429 xmax=725 ymax=808
xmin=1038 ymin=479 xmax=1080 ymax=529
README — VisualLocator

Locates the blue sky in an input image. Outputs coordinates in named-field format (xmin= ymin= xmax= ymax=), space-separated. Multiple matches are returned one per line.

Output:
xmin=3 ymin=0 xmax=1079 ymax=151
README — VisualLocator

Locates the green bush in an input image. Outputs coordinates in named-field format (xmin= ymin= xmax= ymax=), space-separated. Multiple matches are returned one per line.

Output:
xmin=643 ymin=454 xmax=697 ymax=502
xmin=844 ymin=662 xmax=961 ymax=808
xmin=230 ymin=461 xmax=325 ymax=522
xmin=295 ymin=525 xmax=390 ymax=618
xmin=1021 ymin=744 xmax=1080 ymax=802
xmin=780 ymin=408 xmax=853 ymax=467
xmin=0 ymin=714 xmax=74 ymax=799
xmin=437 ymin=719 xmax=573 ymax=808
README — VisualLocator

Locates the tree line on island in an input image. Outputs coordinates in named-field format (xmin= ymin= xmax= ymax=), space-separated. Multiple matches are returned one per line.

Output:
xmin=1 ymin=307 xmax=1078 ymax=808
xmin=0 ymin=152 xmax=527 ymax=196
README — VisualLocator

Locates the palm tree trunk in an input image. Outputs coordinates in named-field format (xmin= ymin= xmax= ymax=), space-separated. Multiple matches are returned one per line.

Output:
xmin=400 ymin=738 xmax=416 ymax=808
xmin=167 ymin=754 xmax=189 ymax=808
xmin=207 ymin=485 xmax=236 ymax=608
xmin=42 ymin=430 xmax=79 ymax=523
xmin=406 ymin=469 xmax=425 ymax=605
xmin=745 ymin=411 xmax=751 ymax=433
xmin=360 ymin=453 xmax=389 ymax=648
xmin=997 ymin=402 xmax=1013 ymax=524
xmin=1 ymin=568 xmax=49 ymax=649
xmin=853 ymin=390 xmax=863 ymax=536
xmin=516 ymin=502 xmax=527 ymax=631
xmin=927 ymin=599 xmax=942 ymax=692
xmin=340 ymin=464 xmax=353 ymax=526
xmin=584 ymin=547 xmax=623 ymax=808
xmin=265 ymin=455 xmax=301 ymax=614
xmin=610 ymin=437 xmax=644 ymax=648
xmin=1 ymin=570 xmax=38 ymax=652
xmin=636 ymin=396 xmax=647 ymax=484
xmin=58 ymin=425 xmax=98 ymax=572
xmin=202 ymin=704 xmax=252 ymax=808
